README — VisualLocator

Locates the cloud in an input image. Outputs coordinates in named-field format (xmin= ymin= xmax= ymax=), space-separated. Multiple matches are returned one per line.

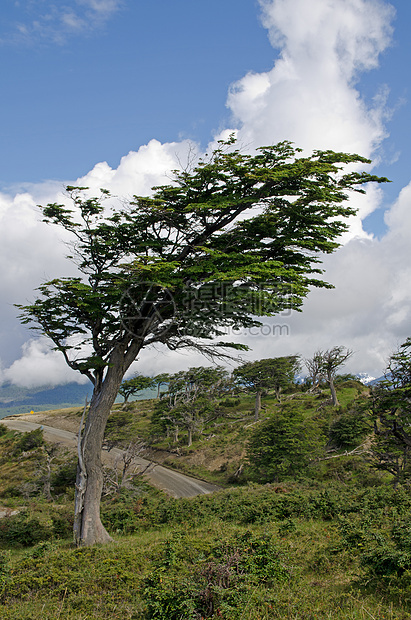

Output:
xmin=2 ymin=0 xmax=409 ymax=387
xmin=4 ymin=0 xmax=122 ymax=45
xmin=3 ymin=338 xmax=89 ymax=388
xmin=77 ymin=138 xmax=199 ymax=198
xmin=230 ymin=0 xmax=394 ymax=151
xmin=222 ymin=0 xmax=395 ymax=243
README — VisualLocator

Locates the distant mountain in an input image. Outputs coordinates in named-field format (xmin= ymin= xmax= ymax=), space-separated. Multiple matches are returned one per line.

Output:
xmin=356 ymin=373 xmax=376 ymax=385
xmin=0 ymin=381 xmax=156 ymax=419
xmin=0 ymin=382 xmax=92 ymax=419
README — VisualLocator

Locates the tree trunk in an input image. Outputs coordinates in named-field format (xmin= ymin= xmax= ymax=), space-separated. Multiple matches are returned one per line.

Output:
xmin=254 ymin=390 xmax=262 ymax=421
xmin=187 ymin=426 xmax=193 ymax=447
xmin=329 ymin=378 xmax=339 ymax=407
xmin=73 ymin=341 xmax=141 ymax=546
xmin=74 ymin=388 xmax=116 ymax=546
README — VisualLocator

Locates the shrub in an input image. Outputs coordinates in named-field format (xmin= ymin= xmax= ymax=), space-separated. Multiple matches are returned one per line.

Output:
xmin=14 ymin=428 xmax=44 ymax=454
xmin=329 ymin=410 xmax=370 ymax=448
xmin=247 ymin=410 xmax=324 ymax=481
xmin=51 ymin=458 xmax=78 ymax=494
xmin=0 ymin=511 xmax=51 ymax=548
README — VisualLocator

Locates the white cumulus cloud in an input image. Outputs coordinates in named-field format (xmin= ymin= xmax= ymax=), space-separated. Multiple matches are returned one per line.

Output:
xmin=2 ymin=0 xmax=410 ymax=387
xmin=3 ymin=338 xmax=89 ymax=388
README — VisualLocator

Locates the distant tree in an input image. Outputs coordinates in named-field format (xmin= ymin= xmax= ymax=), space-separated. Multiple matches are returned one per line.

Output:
xmin=307 ymin=347 xmax=353 ymax=406
xmin=118 ymin=375 xmax=156 ymax=404
xmin=16 ymin=138 xmax=387 ymax=545
xmin=158 ymin=366 xmax=229 ymax=446
xmin=153 ymin=373 xmax=170 ymax=399
xmin=304 ymin=351 xmax=324 ymax=392
xmin=233 ymin=356 xmax=300 ymax=420
xmin=371 ymin=338 xmax=411 ymax=485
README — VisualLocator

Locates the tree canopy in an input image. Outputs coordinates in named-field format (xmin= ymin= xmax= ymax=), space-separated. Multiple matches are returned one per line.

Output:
xmin=371 ymin=337 xmax=411 ymax=484
xmin=118 ymin=375 xmax=156 ymax=404
xmin=233 ymin=356 xmax=301 ymax=419
xmin=16 ymin=137 xmax=388 ymax=545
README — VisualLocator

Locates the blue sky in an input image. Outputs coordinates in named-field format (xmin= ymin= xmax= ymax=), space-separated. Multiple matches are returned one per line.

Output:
xmin=0 ymin=1 xmax=274 ymax=187
xmin=1 ymin=0 xmax=411 ymax=385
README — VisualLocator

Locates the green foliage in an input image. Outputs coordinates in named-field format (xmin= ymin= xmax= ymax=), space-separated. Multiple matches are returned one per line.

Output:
xmin=104 ymin=410 xmax=133 ymax=442
xmin=247 ymin=409 xmax=324 ymax=481
xmin=329 ymin=407 xmax=370 ymax=448
xmin=0 ymin=426 xmax=7 ymax=438
xmin=0 ymin=511 xmax=51 ymax=548
xmin=233 ymin=356 xmax=300 ymax=401
xmin=370 ymin=337 xmax=411 ymax=484
xmin=17 ymin=141 xmax=387 ymax=385
xmin=152 ymin=366 xmax=230 ymax=446
xmin=13 ymin=428 xmax=44 ymax=454
xmin=50 ymin=458 xmax=78 ymax=495
xmin=143 ymin=531 xmax=288 ymax=619
xmin=118 ymin=375 xmax=156 ymax=403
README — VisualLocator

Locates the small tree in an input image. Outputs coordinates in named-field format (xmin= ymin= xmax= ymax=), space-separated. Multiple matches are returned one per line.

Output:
xmin=16 ymin=139 xmax=387 ymax=545
xmin=247 ymin=409 xmax=322 ymax=481
xmin=307 ymin=347 xmax=353 ymax=406
xmin=118 ymin=374 xmax=156 ymax=405
xmin=304 ymin=351 xmax=324 ymax=392
xmin=371 ymin=338 xmax=411 ymax=485
xmin=233 ymin=356 xmax=300 ymax=420
xmin=158 ymin=366 xmax=229 ymax=446
xmin=153 ymin=373 xmax=170 ymax=399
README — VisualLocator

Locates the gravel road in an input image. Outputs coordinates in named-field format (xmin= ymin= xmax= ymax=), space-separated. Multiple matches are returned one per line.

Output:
xmin=1 ymin=418 xmax=220 ymax=499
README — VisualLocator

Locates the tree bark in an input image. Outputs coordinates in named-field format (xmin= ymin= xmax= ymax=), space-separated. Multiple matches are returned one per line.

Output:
xmin=73 ymin=341 xmax=141 ymax=546
xmin=329 ymin=377 xmax=340 ymax=407
xmin=255 ymin=390 xmax=262 ymax=421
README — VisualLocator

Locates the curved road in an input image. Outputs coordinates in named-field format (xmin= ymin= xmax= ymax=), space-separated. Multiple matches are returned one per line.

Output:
xmin=1 ymin=418 xmax=220 ymax=499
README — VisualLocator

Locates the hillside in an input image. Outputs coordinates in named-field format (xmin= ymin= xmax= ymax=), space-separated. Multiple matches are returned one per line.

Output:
xmin=0 ymin=380 xmax=410 ymax=618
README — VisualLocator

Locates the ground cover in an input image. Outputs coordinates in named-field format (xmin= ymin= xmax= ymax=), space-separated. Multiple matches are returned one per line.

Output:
xmin=1 ymin=380 xmax=410 ymax=617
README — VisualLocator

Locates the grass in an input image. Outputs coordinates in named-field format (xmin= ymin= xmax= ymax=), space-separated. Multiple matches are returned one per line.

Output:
xmin=0 ymin=512 xmax=411 ymax=619
xmin=1 ymin=380 xmax=411 ymax=618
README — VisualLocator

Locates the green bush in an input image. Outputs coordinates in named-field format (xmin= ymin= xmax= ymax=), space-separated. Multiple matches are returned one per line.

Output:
xmin=0 ymin=511 xmax=51 ymax=548
xmin=105 ymin=411 xmax=133 ymax=442
xmin=14 ymin=428 xmax=44 ymax=454
xmin=51 ymin=458 xmax=77 ymax=494
xmin=329 ymin=410 xmax=370 ymax=448
xmin=143 ymin=531 xmax=288 ymax=620
xmin=247 ymin=410 xmax=324 ymax=482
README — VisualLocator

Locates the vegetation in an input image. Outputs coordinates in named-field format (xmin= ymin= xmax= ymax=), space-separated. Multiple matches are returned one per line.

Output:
xmin=2 ymin=342 xmax=411 ymax=617
xmin=16 ymin=137 xmax=387 ymax=545
xmin=118 ymin=375 xmax=156 ymax=404
xmin=233 ymin=356 xmax=300 ymax=420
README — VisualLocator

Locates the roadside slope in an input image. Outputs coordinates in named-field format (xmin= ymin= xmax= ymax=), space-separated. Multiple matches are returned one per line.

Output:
xmin=1 ymin=418 xmax=219 ymax=498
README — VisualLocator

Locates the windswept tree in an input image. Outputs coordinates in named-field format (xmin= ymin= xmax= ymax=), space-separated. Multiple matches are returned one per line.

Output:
xmin=118 ymin=374 xmax=156 ymax=405
xmin=307 ymin=346 xmax=353 ymax=406
xmin=159 ymin=366 xmax=229 ymax=446
xmin=304 ymin=351 xmax=324 ymax=392
xmin=153 ymin=373 xmax=170 ymax=399
xmin=371 ymin=337 xmax=411 ymax=485
xmin=233 ymin=356 xmax=301 ymax=420
xmin=16 ymin=138 xmax=387 ymax=545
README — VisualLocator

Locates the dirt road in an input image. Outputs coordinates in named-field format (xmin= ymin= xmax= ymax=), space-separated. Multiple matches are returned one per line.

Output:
xmin=1 ymin=418 xmax=220 ymax=499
